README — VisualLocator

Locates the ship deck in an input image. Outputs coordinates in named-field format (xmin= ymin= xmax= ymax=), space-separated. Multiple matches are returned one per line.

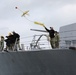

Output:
xmin=0 ymin=49 xmax=76 ymax=75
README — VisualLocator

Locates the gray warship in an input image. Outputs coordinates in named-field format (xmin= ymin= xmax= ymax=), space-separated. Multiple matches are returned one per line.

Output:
xmin=0 ymin=23 xmax=76 ymax=75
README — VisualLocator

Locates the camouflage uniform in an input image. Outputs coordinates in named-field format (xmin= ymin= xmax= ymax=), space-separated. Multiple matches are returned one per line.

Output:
xmin=0 ymin=36 xmax=4 ymax=50
xmin=44 ymin=27 xmax=55 ymax=49
xmin=54 ymin=32 xmax=59 ymax=48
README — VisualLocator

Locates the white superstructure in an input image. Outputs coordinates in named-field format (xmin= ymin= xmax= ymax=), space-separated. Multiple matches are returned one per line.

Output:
xmin=59 ymin=23 xmax=76 ymax=49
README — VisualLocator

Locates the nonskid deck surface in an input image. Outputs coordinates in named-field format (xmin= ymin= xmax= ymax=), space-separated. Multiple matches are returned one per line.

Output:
xmin=0 ymin=49 xmax=76 ymax=75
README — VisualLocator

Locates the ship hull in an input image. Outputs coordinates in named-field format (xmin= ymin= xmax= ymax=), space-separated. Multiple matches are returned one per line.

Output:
xmin=0 ymin=49 xmax=76 ymax=75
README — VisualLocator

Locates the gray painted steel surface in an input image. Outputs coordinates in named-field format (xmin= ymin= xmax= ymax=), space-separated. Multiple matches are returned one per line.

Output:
xmin=0 ymin=49 xmax=76 ymax=75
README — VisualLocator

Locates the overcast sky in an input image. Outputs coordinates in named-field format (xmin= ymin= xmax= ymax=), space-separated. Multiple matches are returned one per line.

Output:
xmin=0 ymin=0 xmax=76 ymax=47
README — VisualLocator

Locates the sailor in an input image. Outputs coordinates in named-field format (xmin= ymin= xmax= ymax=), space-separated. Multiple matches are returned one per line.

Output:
xmin=43 ymin=25 xmax=56 ymax=49
xmin=0 ymin=36 xmax=4 ymax=51
xmin=5 ymin=33 xmax=13 ymax=50
xmin=54 ymin=31 xmax=59 ymax=48
xmin=12 ymin=31 xmax=21 ymax=50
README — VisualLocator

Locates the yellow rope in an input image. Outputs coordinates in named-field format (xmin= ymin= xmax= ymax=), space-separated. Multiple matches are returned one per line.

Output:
xmin=15 ymin=7 xmax=45 ymax=27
